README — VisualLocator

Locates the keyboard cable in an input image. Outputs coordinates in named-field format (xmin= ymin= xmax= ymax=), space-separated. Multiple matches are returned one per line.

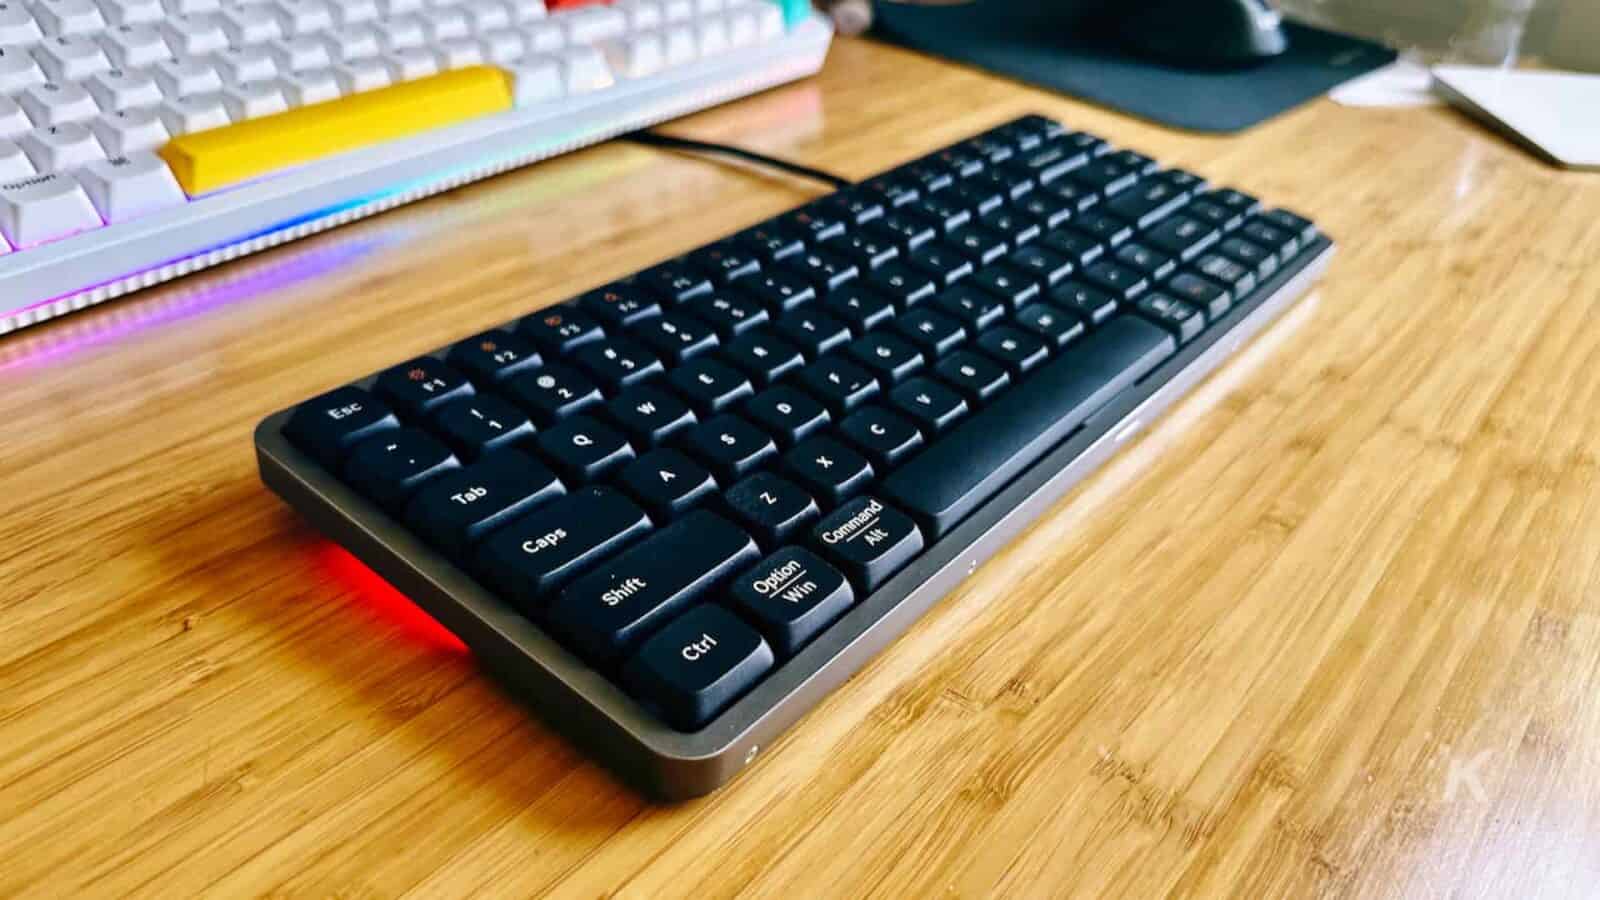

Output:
xmin=620 ymin=131 xmax=856 ymax=191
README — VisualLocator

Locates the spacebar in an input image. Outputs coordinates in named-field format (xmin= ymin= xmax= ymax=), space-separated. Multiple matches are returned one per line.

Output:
xmin=882 ymin=316 xmax=1176 ymax=539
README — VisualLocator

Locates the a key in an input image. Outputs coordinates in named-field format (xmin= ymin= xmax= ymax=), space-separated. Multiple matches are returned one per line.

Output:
xmin=1105 ymin=178 xmax=1187 ymax=229
xmin=219 ymin=5 xmax=285 ymax=44
xmin=1145 ymin=215 xmax=1219 ymax=262
xmin=17 ymin=122 xmax=104 ymax=171
xmin=535 ymin=414 xmax=635 ymax=483
xmin=1072 ymin=210 xmax=1134 ymax=247
xmin=782 ymin=435 xmax=873 ymax=507
xmin=823 ymin=284 xmax=894 ymax=333
xmin=17 ymin=83 xmax=99 ymax=127
xmin=1084 ymin=255 xmax=1156 ymax=302
xmin=1015 ymin=191 xmax=1075 ymax=230
xmin=158 ymin=93 xmax=232 ymax=135
xmin=795 ymin=355 xmax=880 ymax=416
xmin=0 ymin=171 xmax=99 ymax=247
xmin=1114 ymin=242 xmax=1177 ymax=281
xmin=218 ymin=81 xmax=289 ymax=118
xmin=838 ymin=405 xmax=923 ymax=469
xmin=405 ymin=447 xmax=564 ymax=557
xmin=0 ymin=48 xmax=46 ymax=95
xmin=847 ymin=332 xmax=923 ymax=385
xmin=275 ymin=67 xmax=343 ymax=104
xmin=1259 ymin=208 xmax=1318 ymax=245
xmin=718 ymin=329 xmax=805 ymax=388
xmin=1040 ymin=228 xmax=1103 ymax=268
xmin=518 ymin=304 xmax=604 ymax=353
xmin=1165 ymin=271 xmax=1230 ymax=319
xmin=75 ymin=153 xmax=186 ymax=223
xmin=883 ymin=317 xmax=1175 ymax=538
xmin=31 ymin=0 xmax=105 ymax=35
xmin=1049 ymin=281 xmax=1118 ymax=325
xmin=863 ymin=262 xmax=936 ymax=309
xmin=616 ymin=448 xmax=717 ymax=520
xmin=721 ymin=471 xmax=819 ymax=549
xmin=99 ymin=25 xmax=172 ymax=69
xmin=284 ymin=385 xmax=399 ymax=467
xmin=772 ymin=309 xmax=851 ymax=358
xmin=274 ymin=0 xmax=337 ymax=35
xmin=0 ymin=139 xmax=33 ymax=180
xmin=977 ymin=325 xmax=1050 ymax=376
xmin=688 ymin=241 xmax=761 ymax=285
xmin=744 ymin=384 xmax=830 ymax=448
xmin=447 ymin=329 xmax=542 ymax=384
xmin=343 ymin=427 xmax=459 ymax=510
xmin=818 ymin=188 xmax=884 ymax=227
xmin=935 ymin=350 xmax=1010 ymax=404
xmin=668 ymin=358 xmax=753 ymax=415
xmin=735 ymin=270 xmax=814 ymax=313
xmin=947 ymin=223 xmax=1010 ymax=266
xmin=431 ymin=393 xmax=535 ymax=459
xmin=572 ymin=338 xmax=664 ymax=393
xmin=332 ymin=58 xmax=392 ymax=92
xmin=579 ymin=282 xmax=660 ymax=328
xmin=932 ymin=285 xmax=1005 ymax=332
xmin=873 ymin=211 xmax=935 ymax=252
xmin=1008 ymin=245 xmax=1074 ymax=287
xmin=621 ymin=603 xmax=773 ymax=730
xmin=376 ymin=357 xmax=473 ymax=415
xmin=83 ymin=68 xmax=163 ymax=111
xmin=729 ymin=546 xmax=854 ymax=657
xmin=505 ymin=363 xmax=603 ymax=423
xmin=736 ymin=221 xmax=805 ymax=264
xmin=87 ymin=107 xmax=169 ymax=155
xmin=905 ymin=242 xmax=974 ymax=288
xmin=1135 ymin=292 xmax=1205 ymax=344
xmin=888 ymin=376 xmax=968 ymax=434
xmin=783 ymin=247 xmax=860 ymax=296
xmin=684 ymin=291 xmax=769 ymax=338
xmin=604 ymin=384 xmax=697 ymax=448
xmin=970 ymin=262 xmax=1042 ymax=309
xmin=1069 ymin=158 xmax=1139 ymax=197
xmin=559 ymin=2 xmax=626 ymax=42
xmin=677 ymin=413 xmax=776 ymax=483
xmin=1218 ymin=235 xmax=1278 ymax=281
xmin=892 ymin=307 xmax=966 ymax=358
xmin=783 ymin=205 xmax=846 ymax=243
xmin=327 ymin=26 xmax=386 ymax=62
xmin=0 ymin=3 xmax=43 ymax=44
xmin=161 ymin=14 xmax=231 ymax=56
xmin=906 ymin=194 xmax=969 ymax=234
xmin=476 ymin=485 xmax=653 ymax=609
xmin=811 ymin=495 xmax=924 ymax=592
xmin=1014 ymin=302 xmax=1086 ymax=349
xmin=824 ymin=229 xmax=899 ymax=271
xmin=1194 ymin=252 xmax=1257 ymax=299
xmin=33 ymin=36 xmax=112 ymax=81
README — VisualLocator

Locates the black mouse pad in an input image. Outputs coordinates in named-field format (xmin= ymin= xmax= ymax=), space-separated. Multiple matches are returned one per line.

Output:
xmin=871 ymin=2 xmax=1396 ymax=133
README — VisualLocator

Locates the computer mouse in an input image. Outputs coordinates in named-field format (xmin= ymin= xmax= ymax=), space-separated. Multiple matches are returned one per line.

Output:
xmin=1114 ymin=0 xmax=1290 ymax=68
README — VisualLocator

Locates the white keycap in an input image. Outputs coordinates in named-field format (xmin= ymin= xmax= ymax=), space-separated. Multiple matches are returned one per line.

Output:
xmin=476 ymin=28 xmax=522 ymax=63
xmin=0 ymin=95 xmax=30 ymax=137
xmin=559 ymin=5 xmax=624 ymax=43
xmin=268 ymin=35 xmax=332 ymax=71
xmin=161 ymin=14 xmax=230 ymax=56
xmin=380 ymin=46 xmax=434 ymax=79
xmin=32 ymin=34 xmax=112 ymax=81
xmin=0 ymin=171 xmax=102 ymax=247
xmin=88 ymin=105 xmax=169 ymax=154
xmin=432 ymin=36 xmax=481 ymax=68
xmin=723 ymin=8 xmax=756 ymax=47
xmin=83 ymin=67 xmax=163 ymax=110
xmin=508 ymin=53 xmax=560 ymax=105
xmin=161 ymin=0 xmax=221 ymax=14
xmin=30 ymin=0 xmax=107 ymax=36
xmin=219 ymin=6 xmax=285 ymax=45
xmin=374 ymin=15 xmax=424 ymax=50
xmin=151 ymin=57 xmax=222 ymax=96
xmin=692 ymin=0 xmax=723 ymax=12
xmin=77 ymin=151 xmax=185 ymax=221
xmin=458 ymin=0 xmax=507 ymax=31
xmin=614 ymin=0 xmax=662 ymax=31
xmin=659 ymin=0 xmax=692 ymax=22
xmin=18 ymin=81 xmax=99 ymax=126
xmin=556 ymin=44 xmax=609 ymax=93
xmin=600 ymin=31 xmax=662 ymax=78
xmin=0 ymin=138 xmax=34 ymax=179
xmin=695 ymin=16 xmax=727 ymax=55
xmin=99 ymin=24 xmax=172 ymax=68
xmin=520 ymin=19 xmax=561 ymax=53
xmin=95 ymin=0 xmax=164 ymax=26
xmin=749 ymin=1 xmax=781 ymax=40
xmin=330 ymin=0 xmax=380 ymax=26
xmin=0 ymin=1 xmax=44 ymax=44
xmin=220 ymin=80 xmax=287 ymax=117
xmin=417 ymin=7 xmax=467 ymax=40
xmin=375 ymin=0 xmax=422 ymax=15
xmin=273 ymin=66 xmax=339 ymax=104
xmin=211 ymin=45 xmax=279 ymax=83
xmin=271 ymin=0 xmax=335 ymax=35
xmin=0 ymin=46 xmax=47 ymax=92
xmin=506 ymin=0 xmax=543 ymax=23
xmin=323 ymin=25 xmax=382 ymax=60
xmin=330 ymin=57 xmax=387 ymax=91
xmin=157 ymin=91 xmax=230 ymax=133
xmin=658 ymin=22 xmax=693 ymax=65
xmin=18 ymin=121 xmax=105 ymax=170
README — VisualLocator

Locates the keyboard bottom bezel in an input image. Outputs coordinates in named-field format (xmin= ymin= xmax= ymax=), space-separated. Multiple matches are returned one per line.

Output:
xmin=256 ymin=237 xmax=1334 ymax=800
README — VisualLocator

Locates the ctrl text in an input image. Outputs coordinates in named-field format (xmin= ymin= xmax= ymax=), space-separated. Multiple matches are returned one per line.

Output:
xmin=681 ymin=632 xmax=718 ymax=661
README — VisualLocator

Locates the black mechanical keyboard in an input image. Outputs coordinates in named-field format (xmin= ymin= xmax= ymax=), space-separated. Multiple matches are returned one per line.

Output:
xmin=256 ymin=114 xmax=1332 ymax=799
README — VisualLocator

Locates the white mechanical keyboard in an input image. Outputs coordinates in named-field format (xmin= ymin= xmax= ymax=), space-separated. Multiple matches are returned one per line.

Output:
xmin=0 ymin=0 xmax=831 ymax=333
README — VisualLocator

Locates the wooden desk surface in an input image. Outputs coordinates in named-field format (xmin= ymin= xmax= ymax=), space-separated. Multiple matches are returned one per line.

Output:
xmin=5 ymin=35 xmax=1600 ymax=898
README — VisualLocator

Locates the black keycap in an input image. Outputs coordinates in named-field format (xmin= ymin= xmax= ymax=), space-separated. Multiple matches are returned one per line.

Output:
xmin=1047 ymin=180 xmax=1101 ymax=213
xmin=475 ymin=485 xmax=652 ymax=609
xmin=773 ymin=309 xmax=852 ymax=359
xmin=431 ymin=394 xmax=536 ymax=460
xmin=1039 ymin=228 xmax=1104 ymax=268
xmin=1072 ymin=210 xmax=1135 ymax=247
xmin=621 ymin=603 xmax=773 ymax=730
xmin=285 ymin=386 xmax=399 ymax=468
xmin=1186 ymin=199 xmax=1245 ymax=232
xmin=1194 ymin=253 xmax=1258 ymax=298
xmin=1135 ymin=292 xmax=1206 ymax=343
xmin=795 ymin=355 xmax=881 ymax=415
xmin=1049 ymin=281 xmax=1119 ymax=325
xmin=729 ymin=546 xmax=855 ymax=657
xmin=686 ymin=291 xmax=770 ymax=338
xmin=637 ymin=261 xmax=713 ymax=305
xmin=1218 ymin=236 xmax=1279 ymax=281
xmin=737 ymin=269 xmax=816 ymax=312
xmin=784 ymin=206 xmax=848 ymax=243
xmin=947 ymin=223 xmax=1008 ymax=266
xmin=1144 ymin=215 xmax=1220 ymax=262
xmin=1153 ymin=168 xmax=1207 ymax=196
xmin=1105 ymin=178 xmax=1187 ymax=229
xmin=864 ymin=173 xmax=921 ymax=209
xmin=721 ymin=471 xmax=821 ymax=548
xmin=864 ymin=262 xmax=937 ymax=309
xmin=784 ymin=247 xmax=860 ymax=294
xmin=811 ymin=495 xmax=925 ymax=592
xmin=1008 ymin=245 xmax=1074 ymax=287
xmin=1115 ymin=242 xmax=1177 ymax=281
xmin=344 ymin=428 xmax=459 ymax=511
xmin=883 ymin=317 xmax=1175 ymax=538
xmin=678 ymin=413 xmax=777 ymax=483
xmin=819 ymin=188 xmax=885 ymax=226
xmin=825 ymin=229 xmax=900 ymax=270
xmin=1082 ymin=260 xmax=1150 ymax=303
xmin=929 ymin=144 xmax=986 ymax=178
xmin=1062 ymin=130 xmax=1109 ymax=156
xmin=719 ymin=329 xmax=806 ymax=387
xmin=689 ymin=241 xmax=762 ymax=284
xmin=960 ymin=134 xmax=1014 ymax=165
xmin=573 ymin=338 xmax=665 ymax=393
xmin=519 ymin=305 xmax=604 ymax=354
xmin=1239 ymin=220 xmax=1299 ymax=263
xmin=972 ymin=168 xmax=1032 ymax=203
xmin=905 ymin=194 xmax=970 ymax=234
xmin=1108 ymin=148 xmax=1158 ymax=174
xmin=736 ymin=222 xmax=806 ymax=263
xmin=977 ymin=326 xmax=1050 ymax=376
xmin=1015 ymin=302 xmax=1087 ymax=349
xmin=551 ymin=510 xmax=760 ymax=664
xmin=1070 ymin=158 xmax=1139 ymax=197
xmin=971 ymin=263 xmax=1042 ymax=309
xmin=632 ymin=312 xmax=720 ymax=364
xmin=1008 ymin=141 xmax=1088 ymax=186
xmin=978 ymin=207 xmax=1041 ymax=248
xmin=1206 ymin=187 xmax=1263 ymax=215
xmin=1260 ymin=208 xmax=1318 ymax=245
xmin=1166 ymin=271 xmax=1232 ymax=319
xmin=668 ymin=357 xmax=755 ymax=415
xmin=617 ymin=448 xmax=718 ymax=520
xmin=604 ymin=384 xmax=697 ymax=448
xmin=579 ymin=283 xmax=661 ymax=328
xmin=1015 ymin=190 xmax=1075 ymax=230
xmin=906 ymin=242 xmax=975 ymax=287
xmin=933 ymin=284 xmax=1006 ymax=331
xmin=898 ymin=160 xmax=955 ymax=195
xmin=848 ymin=332 xmax=925 ymax=384
xmin=893 ymin=307 xmax=967 ymax=357
xmin=447 ymin=329 xmax=542 ymax=384
xmin=406 ymin=447 xmax=566 ymax=559
xmin=376 ymin=357 xmax=474 ymax=416
xmin=875 ymin=211 xmax=937 ymax=251
xmin=839 ymin=405 xmax=924 ymax=468
xmin=783 ymin=436 xmax=874 ymax=507
xmin=823 ymin=284 xmax=896 ymax=332
xmin=536 ymin=415 xmax=636 ymax=483
xmin=745 ymin=384 xmax=831 ymax=447
xmin=936 ymin=350 xmax=1011 ymax=403
xmin=889 ymin=377 xmax=969 ymax=434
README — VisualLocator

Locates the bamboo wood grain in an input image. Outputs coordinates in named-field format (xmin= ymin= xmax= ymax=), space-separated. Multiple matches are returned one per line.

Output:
xmin=4 ymin=35 xmax=1600 ymax=898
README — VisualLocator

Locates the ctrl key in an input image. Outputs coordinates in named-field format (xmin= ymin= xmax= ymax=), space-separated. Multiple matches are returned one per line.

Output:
xmin=622 ymin=605 xmax=774 ymax=731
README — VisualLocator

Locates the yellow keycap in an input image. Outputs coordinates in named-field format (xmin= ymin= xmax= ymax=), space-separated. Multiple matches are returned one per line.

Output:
xmin=158 ymin=66 xmax=516 ymax=196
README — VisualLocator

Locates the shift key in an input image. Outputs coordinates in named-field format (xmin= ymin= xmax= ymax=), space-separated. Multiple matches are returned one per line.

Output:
xmin=548 ymin=510 xmax=761 ymax=664
xmin=475 ymin=486 xmax=652 ymax=612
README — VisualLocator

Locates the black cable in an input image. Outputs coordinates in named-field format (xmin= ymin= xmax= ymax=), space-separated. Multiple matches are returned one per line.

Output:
xmin=621 ymin=131 xmax=855 ymax=191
